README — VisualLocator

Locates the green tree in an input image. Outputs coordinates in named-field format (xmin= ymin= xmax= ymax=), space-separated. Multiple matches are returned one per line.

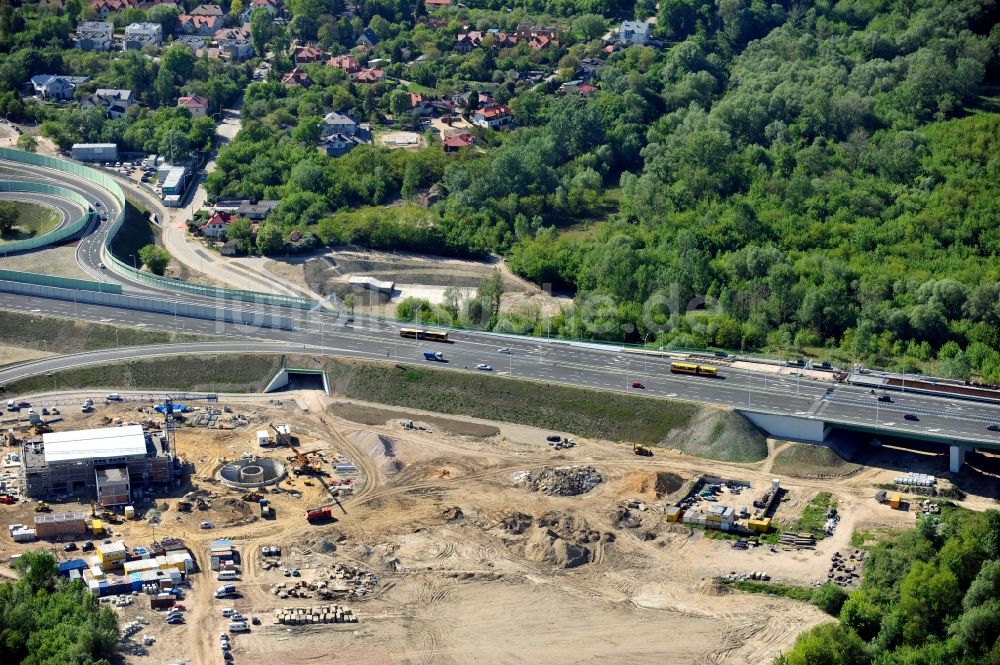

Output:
xmin=963 ymin=559 xmax=1000 ymax=610
xmin=951 ymin=600 xmax=1000 ymax=656
xmin=226 ymin=216 xmax=254 ymax=254
xmin=343 ymin=292 xmax=355 ymax=314
xmin=15 ymin=134 xmax=37 ymax=152
xmin=571 ymin=14 xmax=606 ymax=42
xmin=774 ymin=622 xmax=870 ymax=665
xmin=840 ymin=590 xmax=882 ymax=642
xmin=250 ymin=8 xmax=273 ymax=57
xmin=390 ymin=88 xmax=411 ymax=118
xmin=14 ymin=549 xmax=58 ymax=591
xmin=812 ymin=583 xmax=849 ymax=617
xmin=138 ymin=244 xmax=170 ymax=275
xmin=401 ymin=160 xmax=420 ymax=200
xmin=478 ymin=270 xmax=504 ymax=328
xmin=256 ymin=222 xmax=283 ymax=254
xmin=0 ymin=201 xmax=18 ymax=236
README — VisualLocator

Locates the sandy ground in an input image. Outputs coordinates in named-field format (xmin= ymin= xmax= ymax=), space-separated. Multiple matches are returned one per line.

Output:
xmin=1 ymin=242 xmax=92 ymax=279
xmin=1 ymin=389 xmax=995 ymax=665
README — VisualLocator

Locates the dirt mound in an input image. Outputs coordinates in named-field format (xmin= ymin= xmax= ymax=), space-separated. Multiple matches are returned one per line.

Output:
xmin=621 ymin=471 xmax=685 ymax=499
xmin=772 ymin=443 xmax=862 ymax=478
xmin=348 ymin=430 xmax=406 ymax=476
xmin=696 ymin=579 xmax=731 ymax=596
xmin=511 ymin=466 xmax=603 ymax=496
xmin=497 ymin=511 xmax=612 ymax=569
xmin=669 ymin=409 xmax=768 ymax=462
xmin=314 ymin=538 xmax=337 ymax=553
xmin=523 ymin=527 xmax=590 ymax=569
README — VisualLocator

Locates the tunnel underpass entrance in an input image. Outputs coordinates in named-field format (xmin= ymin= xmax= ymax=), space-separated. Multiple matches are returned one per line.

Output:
xmin=263 ymin=367 xmax=330 ymax=394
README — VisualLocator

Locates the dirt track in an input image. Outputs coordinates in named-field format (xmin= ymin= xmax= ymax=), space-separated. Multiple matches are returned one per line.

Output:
xmin=1 ymin=389 xmax=994 ymax=664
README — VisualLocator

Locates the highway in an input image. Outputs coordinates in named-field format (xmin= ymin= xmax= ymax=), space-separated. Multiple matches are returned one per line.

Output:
xmin=3 ymin=291 xmax=1000 ymax=450
xmin=3 ymin=154 xmax=1000 ymax=458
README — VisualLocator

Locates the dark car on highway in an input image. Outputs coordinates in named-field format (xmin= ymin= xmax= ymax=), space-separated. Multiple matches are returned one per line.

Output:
xmin=878 ymin=394 xmax=892 ymax=402
xmin=904 ymin=414 xmax=919 ymax=421
xmin=631 ymin=381 xmax=645 ymax=389
xmin=988 ymin=424 xmax=1000 ymax=432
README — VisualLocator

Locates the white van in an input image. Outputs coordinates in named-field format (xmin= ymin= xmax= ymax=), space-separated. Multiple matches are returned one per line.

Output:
xmin=217 ymin=570 xmax=239 ymax=581
xmin=106 ymin=393 xmax=121 ymax=401
xmin=214 ymin=585 xmax=236 ymax=598
xmin=228 ymin=621 xmax=250 ymax=633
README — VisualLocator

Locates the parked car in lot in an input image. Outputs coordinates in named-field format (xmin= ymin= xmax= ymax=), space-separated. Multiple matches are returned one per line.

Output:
xmin=166 ymin=616 xmax=185 ymax=624
xmin=63 ymin=542 xmax=77 ymax=551
xmin=221 ymin=608 xmax=235 ymax=617
xmin=200 ymin=521 xmax=214 ymax=529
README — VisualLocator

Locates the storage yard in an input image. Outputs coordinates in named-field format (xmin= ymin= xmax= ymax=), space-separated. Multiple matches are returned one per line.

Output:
xmin=0 ymin=389 xmax=996 ymax=665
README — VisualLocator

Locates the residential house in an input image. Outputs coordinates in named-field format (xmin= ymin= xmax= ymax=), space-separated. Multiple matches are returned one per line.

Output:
xmin=174 ymin=34 xmax=213 ymax=56
xmin=30 ymin=75 xmax=89 ymax=100
xmin=617 ymin=20 xmax=650 ymax=45
xmin=236 ymin=200 xmax=278 ymax=220
xmin=407 ymin=93 xmax=434 ymax=115
xmin=124 ymin=22 xmax=163 ymax=49
xmin=292 ymin=44 xmax=326 ymax=64
xmin=178 ymin=13 xmax=221 ymax=35
xmin=281 ymin=67 xmax=311 ymax=87
xmin=353 ymin=68 xmax=384 ymax=84
xmin=81 ymin=89 xmax=135 ymax=118
xmin=454 ymin=30 xmax=482 ymax=52
xmin=321 ymin=133 xmax=365 ymax=157
xmin=471 ymin=104 xmax=512 ymax=129
xmin=215 ymin=27 xmax=254 ymax=60
xmin=221 ymin=239 xmax=240 ymax=256
xmin=190 ymin=3 xmax=223 ymax=15
xmin=177 ymin=94 xmax=209 ymax=117
xmin=75 ymin=21 xmax=114 ymax=52
xmin=558 ymin=80 xmax=597 ymax=96
xmin=357 ymin=27 xmax=379 ymax=49
xmin=244 ymin=0 xmax=281 ymax=18
xmin=424 ymin=0 xmax=453 ymax=8
xmin=199 ymin=211 xmax=234 ymax=238
xmin=453 ymin=90 xmax=492 ymax=113
xmin=90 ymin=0 xmax=139 ymax=19
xmin=442 ymin=132 xmax=474 ymax=152
xmin=576 ymin=57 xmax=602 ymax=82
xmin=327 ymin=54 xmax=360 ymax=75
xmin=528 ymin=34 xmax=554 ymax=50
xmin=514 ymin=24 xmax=557 ymax=40
xmin=493 ymin=31 xmax=518 ymax=48
xmin=322 ymin=111 xmax=358 ymax=137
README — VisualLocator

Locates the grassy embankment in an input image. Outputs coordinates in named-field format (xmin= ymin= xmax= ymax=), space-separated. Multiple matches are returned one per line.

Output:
xmin=0 ymin=201 xmax=61 ymax=243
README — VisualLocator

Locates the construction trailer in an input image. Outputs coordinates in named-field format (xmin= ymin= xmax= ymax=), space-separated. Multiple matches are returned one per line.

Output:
xmin=34 ymin=511 xmax=88 ymax=539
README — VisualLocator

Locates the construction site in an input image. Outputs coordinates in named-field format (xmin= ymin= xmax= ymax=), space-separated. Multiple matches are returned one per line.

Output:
xmin=0 ymin=388 xmax=996 ymax=665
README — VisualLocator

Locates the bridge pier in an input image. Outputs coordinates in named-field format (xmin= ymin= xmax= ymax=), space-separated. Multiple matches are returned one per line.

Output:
xmin=950 ymin=445 xmax=966 ymax=473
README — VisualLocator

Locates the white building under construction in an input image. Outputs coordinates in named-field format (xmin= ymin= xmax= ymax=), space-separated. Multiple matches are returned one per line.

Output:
xmin=21 ymin=425 xmax=176 ymax=505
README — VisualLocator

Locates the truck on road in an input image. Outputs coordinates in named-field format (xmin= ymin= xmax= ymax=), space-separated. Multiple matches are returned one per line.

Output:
xmin=423 ymin=351 xmax=444 ymax=361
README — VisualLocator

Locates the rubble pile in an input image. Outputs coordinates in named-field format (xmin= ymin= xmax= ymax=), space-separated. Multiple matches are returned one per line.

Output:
xmin=827 ymin=549 xmax=866 ymax=587
xmin=499 ymin=511 xmax=614 ymax=569
xmin=511 ymin=466 xmax=603 ymax=496
xmin=273 ymin=604 xmax=358 ymax=625
xmin=270 ymin=563 xmax=378 ymax=600
xmin=721 ymin=570 xmax=771 ymax=582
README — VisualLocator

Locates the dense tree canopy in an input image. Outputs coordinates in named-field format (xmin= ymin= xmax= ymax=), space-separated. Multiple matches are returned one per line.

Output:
xmin=0 ymin=550 xmax=119 ymax=665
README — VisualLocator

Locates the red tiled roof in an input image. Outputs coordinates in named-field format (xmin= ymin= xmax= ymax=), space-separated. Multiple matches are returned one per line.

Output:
xmin=354 ymin=68 xmax=384 ymax=83
xmin=477 ymin=104 xmax=510 ymax=119
xmin=178 ymin=94 xmax=209 ymax=109
xmin=443 ymin=132 xmax=474 ymax=148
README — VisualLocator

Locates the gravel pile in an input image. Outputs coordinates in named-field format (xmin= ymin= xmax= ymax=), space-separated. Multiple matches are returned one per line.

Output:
xmin=511 ymin=466 xmax=603 ymax=496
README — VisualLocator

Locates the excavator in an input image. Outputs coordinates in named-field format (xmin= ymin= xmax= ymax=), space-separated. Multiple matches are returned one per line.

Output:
xmin=633 ymin=443 xmax=653 ymax=457
xmin=272 ymin=422 xmax=322 ymax=476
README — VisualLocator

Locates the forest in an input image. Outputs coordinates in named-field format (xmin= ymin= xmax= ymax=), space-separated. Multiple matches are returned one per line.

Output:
xmin=199 ymin=0 xmax=1000 ymax=379
xmin=0 ymin=550 xmax=119 ymax=664
xmin=775 ymin=507 xmax=1000 ymax=665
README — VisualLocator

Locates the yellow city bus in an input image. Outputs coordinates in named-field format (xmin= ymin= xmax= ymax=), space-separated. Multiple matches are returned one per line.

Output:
xmin=670 ymin=362 xmax=718 ymax=377
xmin=399 ymin=328 xmax=450 ymax=343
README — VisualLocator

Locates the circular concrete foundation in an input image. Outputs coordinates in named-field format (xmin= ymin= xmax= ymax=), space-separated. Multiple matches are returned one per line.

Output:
xmin=218 ymin=457 xmax=286 ymax=489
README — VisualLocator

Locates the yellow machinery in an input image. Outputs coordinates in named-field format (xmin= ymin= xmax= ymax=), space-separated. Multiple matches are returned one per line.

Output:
xmin=633 ymin=443 xmax=653 ymax=457
xmin=34 ymin=501 xmax=51 ymax=512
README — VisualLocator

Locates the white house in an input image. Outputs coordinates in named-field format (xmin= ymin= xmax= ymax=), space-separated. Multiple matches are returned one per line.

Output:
xmin=322 ymin=111 xmax=358 ymax=137
xmin=124 ymin=22 xmax=163 ymax=49
xmin=30 ymin=75 xmax=90 ymax=100
xmin=75 ymin=21 xmax=114 ymax=52
xmin=177 ymin=94 xmax=209 ymax=118
xmin=618 ymin=21 xmax=650 ymax=46
xmin=471 ymin=104 xmax=512 ymax=129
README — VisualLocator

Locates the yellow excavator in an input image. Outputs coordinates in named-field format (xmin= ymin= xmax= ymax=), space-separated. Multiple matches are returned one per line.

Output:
xmin=633 ymin=443 xmax=653 ymax=457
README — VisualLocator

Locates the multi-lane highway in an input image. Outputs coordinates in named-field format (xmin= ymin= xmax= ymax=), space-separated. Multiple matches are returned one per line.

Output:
xmin=3 ymin=153 xmax=1000 ymax=463
xmin=3 ymin=291 xmax=999 ymax=452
